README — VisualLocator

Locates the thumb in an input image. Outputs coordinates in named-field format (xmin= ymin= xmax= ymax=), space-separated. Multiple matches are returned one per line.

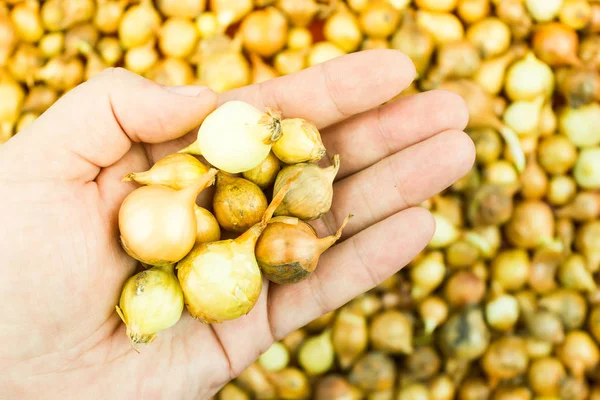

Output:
xmin=0 ymin=68 xmax=217 ymax=182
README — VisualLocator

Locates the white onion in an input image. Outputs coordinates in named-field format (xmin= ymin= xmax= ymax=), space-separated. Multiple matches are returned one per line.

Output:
xmin=505 ymin=52 xmax=555 ymax=101
xmin=574 ymin=147 xmax=600 ymax=189
xmin=525 ymin=0 xmax=564 ymax=22
xmin=503 ymin=96 xmax=545 ymax=137
xmin=560 ymin=103 xmax=600 ymax=148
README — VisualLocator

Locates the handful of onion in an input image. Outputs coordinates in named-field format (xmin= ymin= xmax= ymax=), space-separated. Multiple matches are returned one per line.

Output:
xmin=114 ymin=101 xmax=347 ymax=345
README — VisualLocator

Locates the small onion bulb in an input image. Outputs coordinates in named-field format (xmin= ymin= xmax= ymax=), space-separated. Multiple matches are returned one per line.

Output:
xmin=525 ymin=0 xmax=564 ymax=22
xmin=505 ymin=52 xmax=555 ymax=101
xmin=179 ymin=101 xmax=282 ymax=174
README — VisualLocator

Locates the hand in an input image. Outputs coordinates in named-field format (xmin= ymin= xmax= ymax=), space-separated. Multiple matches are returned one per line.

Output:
xmin=0 ymin=50 xmax=473 ymax=399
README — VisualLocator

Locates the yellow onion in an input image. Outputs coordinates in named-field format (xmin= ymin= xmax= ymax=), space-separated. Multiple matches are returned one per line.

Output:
xmin=533 ymin=22 xmax=581 ymax=67
xmin=492 ymin=387 xmax=532 ymax=400
xmin=526 ymin=338 xmax=553 ymax=359
xmin=457 ymin=0 xmax=490 ymax=24
xmin=575 ymin=220 xmax=600 ymax=271
xmin=63 ymin=23 xmax=98 ymax=56
xmin=470 ymin=128 xmax=502 ymax=164
xmin=213 ymin=173 xmax=267 ymax=233
xmin=0 ymin=71 xmax=24 ymax=142
xmin=194 ymin=205 xmax=220 ymax=245
xmin=444 ymin=270 xmax=485 ymax=306
xmin=432 ymin=194 xmax=464 ymax=228
xmin=466 ymin=17 xmax=511 ymax=59
xmin=282 ymin=329 xmax=307 ymax=356
xmin=574 ymin=147 xmax=600 ymax=189
xmin=298 ymin=330 xmax=335 ymax=376
xmin=195 ymin=11 xmax=218 ymax=39
xmin=158 ymin=17 xmax=198 ymax=59
xmin=438 ymin=80 xmax=525 ymax=173
xmin=369 ymin=310 xmax=413 ymax=354
xmin=349 ymin=352 xmax=396 ymax=393
xmin=16 ymin=112 xmax=37 ymax=133
xmin=274 ymin=49 xmax=306 ymax=75
xmin=94 ymin=0 xmax=126 ymax=34
xmin=458 ymin=378 xmax=491 ymax=400
xmin=428 ymin=212 xmax=460 ymax=249
xmin=557 ymin=192 xmax=600 ymax=221
xmin=474 ymin=44 xmax=527 ymax=95
xmin=0 ymin=6 xmax=15 ymax=67
xmin=307 ymin=41 xmax=345 ymax=67
xmin=323 ymin=5 xmax=362 ymax=52
xmin=560 ymin=103 xmax=600 ymax=148
xmin=177 ymin=178 xmax=294 ymax=323
xmin=538 ymin=134 xmax=578 ymax=174
xmin=236 ymin=363 xmax=277 ymax=399
xmin=505 ymin=200 xmax=555 ymax=248
xmin=10 ymin=1 xmax=43 ymax=43
xmin=416 ymin=0 xmax=458 ymax=12
xmin=243 ymin=151 xmax=280 ymax=190
xmin=314 ymin=375 xmax=362 ymax=400
xmin=429 ymin=375 xmax=455 ymax=400
xmin=240 ymin=7 xmax=287 ymax=58
xmin=580 ymin=34 xmax=600 ymax=68
xmin=417 ymin=10 xmax=465 ymax=44
xmin=118 ymin=0 xmax=161 ymax=49
xmin=97 ymin=37 xmax=123 ymax=66
xmin=589 ymin=306 xmax=600 ymax=343
xmin=196 ymin=36 xmax=250 ymax=93
xmin=503 ymin=96 xmax=545 ymax=137
xmin=466 ymin=225 xmax=501 ymax=259
xmin=256 ymin=214 xmax=350 ymax=284
xmin=525 ymin=0 xmax=563 ymax=22
xmin=35 ymin=55 xmax=84 ymax=91
xmin=422 ymin=39 xmax=481 ymax=90
xmin=485 ymin=293 xmax=519 ymax=331
xmin=38 ymin=32 xmax=64 ymax=59
xmin=273 ymin=154 xmax=340 ymax=220
xmin=520 ymin=155 xmax=548 ymax=199
xmin=275 ymin=0 xmax=318 ymax=27
xmin=540 ymin=288 xmax=588 ymax=329
xmin=249 ymin=53 xmax=278 ymax=84
xmin=358 ymin=0 xmax=400 ymax=39
xmin=146 ymin=57 xmax=194 ymax=86
xmin=484 ymin=160 xmax=518 ymax=185
xmin=78 ymin=42 xmax=107 ymax=80
xmin=528 ymin=357 xmax=566 ymax=396
xmin=125 ymin=41 xmax=158 ymax=75
xmin=558 ymin=253 xmax=596 ymax=292
xmin=397 ymin=383 xmax=429 ymax=400
xmin=210 ymin=0 xmax=252 ymax=27
xmin=491 ymin=249 xmax=530 ymax=291
xmin=439 ymin=307 xmax=490 ymax=360
xmin=466 ymin=183 xmax=517 ymax=227
xmin=539 ymin=102 xmax=557 ymax=136
xmin=272 ymin=118 xmax=325 ymax=164
xmin=410 ymin=251 xmax=446 ymax=300
xmin=8 ymin=43 xmax=44 ymax=86
xmin=157 ymin=0 xmax=206 ymax=18
xmin=115 ymin=264 xmax=184 ymax=345
xmin=548 ymin=175 xmax=577 ymax=205
xmin=496 ymin=0 xmax=533 ymax=40
xmin=220 ymin=383 xmax=249 ymax=400
xmin=560 ymin=376 xmax=590 ymax=400
xmin=180 ymin=101 xmax=281 ymax=173
xmin=267 ymin=368 xmax=311 ymax=400
xmin=505 ymin=52 xmax=555 ymax=102
xmin=21 ymin=84 xmax=57 ymax=114
xmin=287 ymin=27 xmax=312 ymax=51
xmin=332 ymin=308 xmax=368 ymax=370
xmin=41 ymin=0 xmax=95 ymax=32
xmin=305 ymin=311 xmax=336 ymax=332
xmin=405 ymin=346 xmax=441 ymax=381
xmin=348 ymin=293 xmax=383 ymax=318
xmin=259 ymin=342 xmax=290 ymax=372
xmin=558 ymin=330 xmax=600 ymax=377
xmin=119 ymin=169 xmax=217 ymax=266
xmin=391 ymin=10 xmax=435 ymax=78
xmin=560 ymin=0 xmax=592 ymax=30
xmin=482 ymin=336 xmax=529 ymax=384
xmin=556 ymin=67 xmax=600 ymax=107
xmin=418 ymin=295 xmax=448 ymax=334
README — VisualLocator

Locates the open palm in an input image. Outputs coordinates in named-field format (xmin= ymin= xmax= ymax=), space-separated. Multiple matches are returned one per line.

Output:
xmin=0 ymin=50 xmax=473 ymax=399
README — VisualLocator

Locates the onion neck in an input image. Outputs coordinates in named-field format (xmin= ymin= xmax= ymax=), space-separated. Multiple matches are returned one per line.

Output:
xmin=317 ymin=214 xmax=352 ymax=253
xmin=259 ymin=107 xmax=283 ymax=145
xmin=177 ymin=140 xmax=202 ymax=156
xmin=323 ymin=154 xmax=341 ymax=183
xmin=177 ymin=168 xmax=218 ymax=205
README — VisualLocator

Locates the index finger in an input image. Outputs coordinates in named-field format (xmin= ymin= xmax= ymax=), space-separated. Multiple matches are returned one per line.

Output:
xmin=220 ymin=49 xmax=417 ymax=128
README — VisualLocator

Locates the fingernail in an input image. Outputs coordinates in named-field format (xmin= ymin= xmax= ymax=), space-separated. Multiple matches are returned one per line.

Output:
xmin=164 ymin=85 xmax=211 ymax=97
